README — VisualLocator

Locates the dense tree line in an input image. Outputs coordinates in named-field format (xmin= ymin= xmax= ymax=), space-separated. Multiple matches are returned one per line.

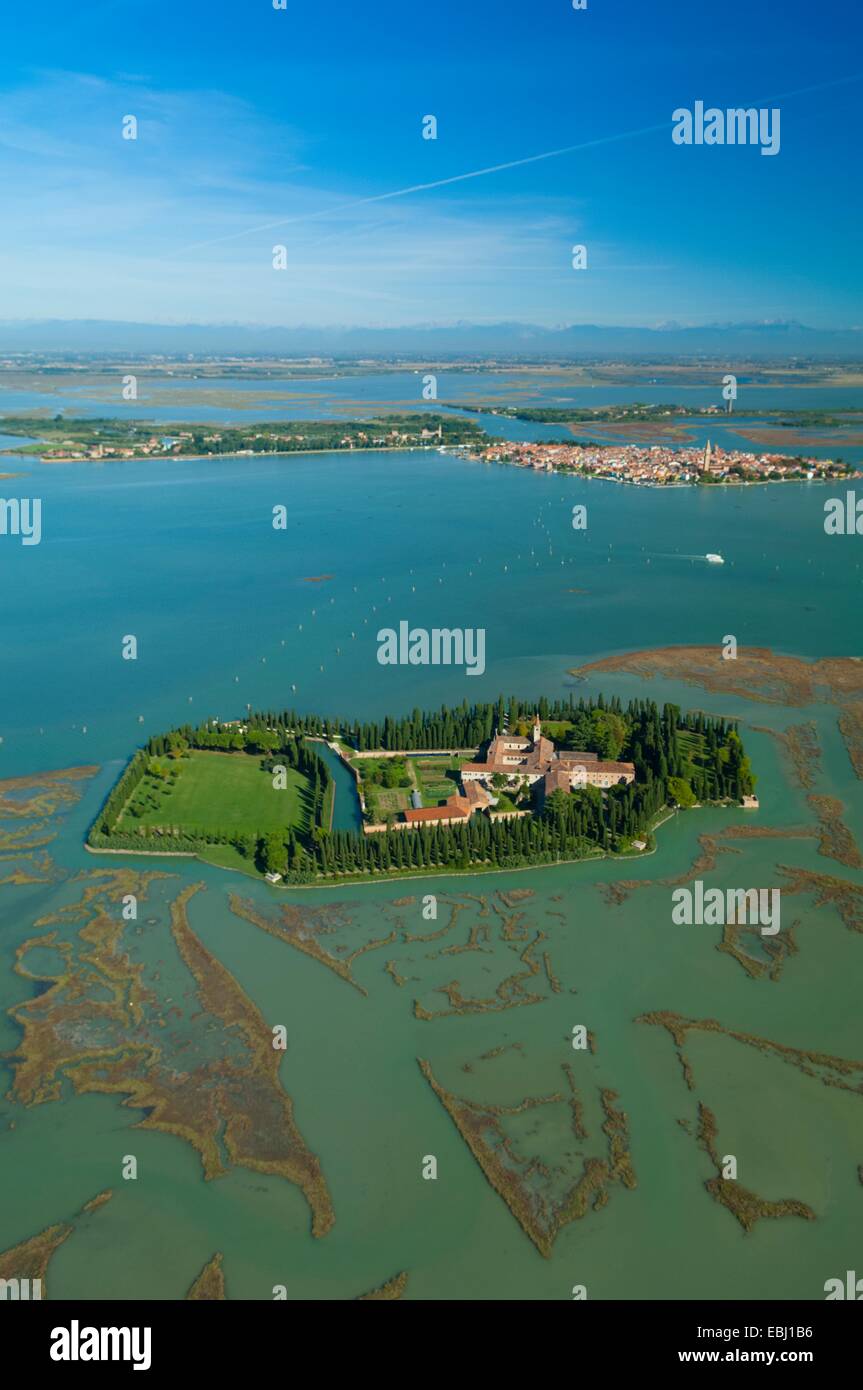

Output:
xmin=248 ymin=692 xmax=648 ymax=754
xmin=283 ymin=775 xmax=669 ymax=884
xmin=7 ymin=413 xmax=484 ymax=456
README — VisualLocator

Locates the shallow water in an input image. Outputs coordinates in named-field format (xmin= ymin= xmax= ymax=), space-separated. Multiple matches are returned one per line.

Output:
xmin=0 ymin=404 xmax=861 ymax=1301
xmin=3 ymin=369 xmax=863 ymax=423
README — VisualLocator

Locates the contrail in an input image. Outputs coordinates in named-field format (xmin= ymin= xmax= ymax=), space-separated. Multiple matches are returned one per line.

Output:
xmin=176 ymin=122 xmax=668 ymax=255
xmin=175 ymin=70 xmax=863 ymax=257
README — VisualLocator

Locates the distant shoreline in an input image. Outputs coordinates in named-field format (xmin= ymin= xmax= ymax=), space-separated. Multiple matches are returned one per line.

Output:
xmin=0 ymin=441 xmax=856 ymax=490
xmin=0 ymin=443 xmax=455 ymax=464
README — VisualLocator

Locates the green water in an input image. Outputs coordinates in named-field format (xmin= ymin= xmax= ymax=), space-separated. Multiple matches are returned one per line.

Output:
xmin=0 ymin=438 xmax=861 ymax=1300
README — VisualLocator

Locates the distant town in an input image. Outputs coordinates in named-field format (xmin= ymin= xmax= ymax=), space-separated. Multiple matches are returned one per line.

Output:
xmin=1 ymin=409 xmax=859 ymax=488
xmin=471 ymin=438 xmax=859 ymax=486
xmin=0 ymin=414 xmax=482 ymax=462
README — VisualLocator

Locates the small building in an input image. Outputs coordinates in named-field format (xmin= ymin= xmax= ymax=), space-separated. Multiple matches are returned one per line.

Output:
xmin=264 ymin=871 xmax=283 ymax=884
xmin=402 ymin=804 xmax=471 ymax=828
xmin=741 ymin=795 xmax=760 ymax=810
xmin=400 ymin=781 xmax=492 ymax=830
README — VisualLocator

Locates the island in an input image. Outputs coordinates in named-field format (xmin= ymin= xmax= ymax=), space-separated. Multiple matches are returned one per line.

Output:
xmin=2 ymin=406 xmax=857 ymax=487
xmin=87 ymin=695 xmax=756 ymax=884
xmin=448 ymin=401 xmax=863 ymax=428
xmin=0 ymin=413 xmax=484 ymax=461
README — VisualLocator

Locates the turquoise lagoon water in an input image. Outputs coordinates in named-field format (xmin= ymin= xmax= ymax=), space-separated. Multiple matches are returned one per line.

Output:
xmin=1 ymin=446 xmax=861 ymax=769
xmin=0 ymin=422 xmax=861 ymax=1301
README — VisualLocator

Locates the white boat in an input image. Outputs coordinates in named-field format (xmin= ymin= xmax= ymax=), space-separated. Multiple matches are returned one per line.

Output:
xmin=705 ymin=553 xmax=725 ymax=564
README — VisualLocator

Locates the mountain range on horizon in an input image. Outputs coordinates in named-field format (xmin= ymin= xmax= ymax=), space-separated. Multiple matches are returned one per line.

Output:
xmin=1 ymin=318 xmax=861 ymax=360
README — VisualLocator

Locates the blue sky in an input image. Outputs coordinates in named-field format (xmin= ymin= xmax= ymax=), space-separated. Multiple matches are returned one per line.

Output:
xmin=1 ymin=0 xmax=861 ymax=328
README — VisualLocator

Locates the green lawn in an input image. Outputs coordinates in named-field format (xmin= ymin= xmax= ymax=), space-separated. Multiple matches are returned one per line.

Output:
xmin=197 ymin=842 xmax=260 ymax=875
xmin=119 ymin=751 xmax=311 ymax=836
xmin=677 ymin=729 xmax=711 ymax=778
xmin=538 ymin=720 xmax=575 ymax=742
xmin=413 ymin=756 xmax=463 ymax=801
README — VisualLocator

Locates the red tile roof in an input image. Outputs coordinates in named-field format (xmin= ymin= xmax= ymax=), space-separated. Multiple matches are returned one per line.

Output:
xmin=403 ymin=805 xmax=470 ymax=823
